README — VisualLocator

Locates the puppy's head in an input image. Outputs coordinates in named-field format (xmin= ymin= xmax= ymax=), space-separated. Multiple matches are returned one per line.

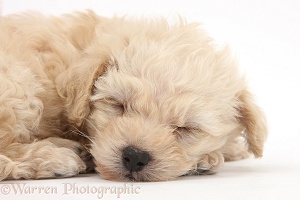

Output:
xmin=57 ymin=17 xmax=267 ymax=181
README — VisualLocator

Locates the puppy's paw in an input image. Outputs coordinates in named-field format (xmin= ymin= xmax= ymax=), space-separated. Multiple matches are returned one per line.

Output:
xmin=1 ymin=140 xmax=87 ymax=180
xmin=190 ymin=151 xmax=224 ymax=175
xmin=14 ymin=145 xmax=86 ymax=179
xmin=45 ymin=137 xmax=95 ymax=172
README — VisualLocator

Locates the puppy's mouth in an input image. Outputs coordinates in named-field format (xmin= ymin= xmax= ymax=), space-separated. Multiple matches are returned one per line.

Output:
xmin=124 ymin=173 xmax=135 ymax=181
xmin=124 ymin=173 xmax=141 ymax=181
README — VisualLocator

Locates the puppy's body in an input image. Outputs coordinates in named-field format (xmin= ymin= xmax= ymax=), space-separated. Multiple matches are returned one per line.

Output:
xmin=0 ymin=11 xmax=267 ymax=181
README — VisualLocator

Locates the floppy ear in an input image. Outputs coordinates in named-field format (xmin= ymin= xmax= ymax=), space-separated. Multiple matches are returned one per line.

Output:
xmin=238 ymin=89 xmax=268 ymax=158
xmin=56 ymin=53 xmax=111 ymax=127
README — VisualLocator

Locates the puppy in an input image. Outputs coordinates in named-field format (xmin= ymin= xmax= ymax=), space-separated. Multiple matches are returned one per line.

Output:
xmin=0 ymin=11 xmax=267 ymax=181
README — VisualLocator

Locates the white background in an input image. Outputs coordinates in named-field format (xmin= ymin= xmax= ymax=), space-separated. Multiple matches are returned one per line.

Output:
xmin=1 ymin=0 xmax=300 ymax=199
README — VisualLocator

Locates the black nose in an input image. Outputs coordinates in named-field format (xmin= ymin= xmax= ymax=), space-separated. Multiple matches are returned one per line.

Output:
xmin=122 ymin=146 xmax=150 ymax=172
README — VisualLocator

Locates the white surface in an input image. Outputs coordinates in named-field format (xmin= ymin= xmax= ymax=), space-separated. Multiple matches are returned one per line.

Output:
xmin=1 ymin=0 xmax=300 ymax=199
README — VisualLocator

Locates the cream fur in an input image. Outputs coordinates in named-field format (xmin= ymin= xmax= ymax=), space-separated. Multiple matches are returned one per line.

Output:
xmin=0 ymin=11 xmax=267 ymax=181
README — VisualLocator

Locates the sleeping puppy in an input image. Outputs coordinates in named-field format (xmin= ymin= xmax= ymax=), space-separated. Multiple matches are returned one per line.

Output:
xmin=0 ymin=11 xmax=267 ymax=181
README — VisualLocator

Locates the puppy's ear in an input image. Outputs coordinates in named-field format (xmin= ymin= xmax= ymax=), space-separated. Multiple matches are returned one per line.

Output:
xmin=56 ymin=54 xmax=112 ymax=127
xmin=238 ymin=89 xmax=267 ymax=158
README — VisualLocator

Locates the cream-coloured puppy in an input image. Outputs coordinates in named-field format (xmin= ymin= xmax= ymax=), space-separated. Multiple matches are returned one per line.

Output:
xmin=0 ymin=11 xmax=267 ymax=181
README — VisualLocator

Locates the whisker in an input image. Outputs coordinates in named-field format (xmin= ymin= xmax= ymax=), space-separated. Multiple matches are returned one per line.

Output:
xmin=85 ymin=119 xmax=101 ymax=133
xmin=84 ymin=119 xmax=104 ymax=146
xmin=69 ymin=125 xmax=93 ymax=143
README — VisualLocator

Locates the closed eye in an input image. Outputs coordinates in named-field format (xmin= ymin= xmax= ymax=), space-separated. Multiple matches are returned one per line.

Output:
xmin=172 ymin=126 xmax=190 ymax=138
xmin=102 ymin=97 xmax=125 ymax=115
xmin=172 ymin=125 xmax=202 ymax=140
xmin=174 ymin=126 xmax=190 ymax=132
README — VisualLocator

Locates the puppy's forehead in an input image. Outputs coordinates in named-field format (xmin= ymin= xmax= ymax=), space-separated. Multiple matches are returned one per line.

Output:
xmin=93 ymin=22 xmax=243 ymax=130
xmin=94 ymin=66 xmax=206 ymax=127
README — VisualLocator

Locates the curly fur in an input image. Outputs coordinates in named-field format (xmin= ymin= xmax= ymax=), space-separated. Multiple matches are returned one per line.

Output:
xmin=0 ymin=11 xmax=267 ymax=181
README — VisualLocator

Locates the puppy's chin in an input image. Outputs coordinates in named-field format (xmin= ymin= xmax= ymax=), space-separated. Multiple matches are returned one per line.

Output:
xmin=93 ymin=156 xmax=188 ymax=182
